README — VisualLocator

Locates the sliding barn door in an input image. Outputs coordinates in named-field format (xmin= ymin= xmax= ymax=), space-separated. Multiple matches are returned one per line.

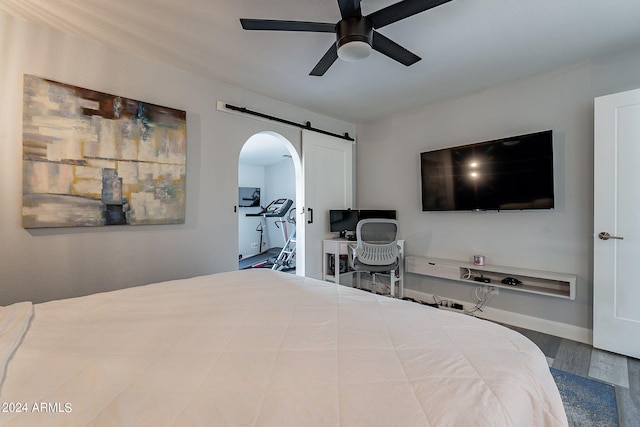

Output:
xmin=302 ymin=130 xmax=353 ymax=279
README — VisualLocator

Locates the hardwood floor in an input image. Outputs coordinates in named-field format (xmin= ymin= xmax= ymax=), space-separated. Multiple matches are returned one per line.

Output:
xmin=504 ymin=325 xmax=640 ymax=427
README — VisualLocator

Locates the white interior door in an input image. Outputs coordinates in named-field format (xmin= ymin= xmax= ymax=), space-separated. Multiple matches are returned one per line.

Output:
xmin=302 ymin=130 xmax=353 ymax=279
xmin=593 ymin=88 xmax=640 ymax=358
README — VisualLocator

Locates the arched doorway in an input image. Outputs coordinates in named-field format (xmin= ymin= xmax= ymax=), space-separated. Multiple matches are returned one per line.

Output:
xmin=237 ymin=131 xmax=303 ymax=274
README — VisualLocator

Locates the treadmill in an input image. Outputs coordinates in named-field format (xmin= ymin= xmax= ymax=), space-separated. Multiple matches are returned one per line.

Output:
xmin=239 ymin=198 xmax=293 ymax=269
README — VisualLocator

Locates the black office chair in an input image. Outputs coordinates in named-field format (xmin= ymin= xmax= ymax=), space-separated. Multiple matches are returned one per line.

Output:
xmin=348 ymin=219 xmax=400 ymax=295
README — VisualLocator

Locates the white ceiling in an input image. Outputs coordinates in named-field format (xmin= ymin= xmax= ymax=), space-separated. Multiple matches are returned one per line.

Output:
xmin=240 ymin=133 xmax=292 ymax=166
xmin=2 ymin=0 xmax=640 ymax=123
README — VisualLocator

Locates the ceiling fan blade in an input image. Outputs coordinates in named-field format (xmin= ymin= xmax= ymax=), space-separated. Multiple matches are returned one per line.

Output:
xmin=310 ymin=44 xmax=339 ymax=76
xmin=371 ymin=31 xmax=420 ymax=66
xmin=337 ymin=0 xmax=362 ymax=19
xmin=368 ymin=0 xmax=453 ymax=29
xmin=240 ymin=19 xmax=336 ymax=33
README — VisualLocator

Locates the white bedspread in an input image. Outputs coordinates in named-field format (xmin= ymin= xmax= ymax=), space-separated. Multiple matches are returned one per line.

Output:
xmin=0 ymin=269 xmax=567 ymax=426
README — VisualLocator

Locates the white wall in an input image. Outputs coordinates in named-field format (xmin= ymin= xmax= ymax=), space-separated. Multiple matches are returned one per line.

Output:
xmin=0 ymin=12 xmax=354 ymax=305
xmin=264 ymin=159 xmax=296 ymax=250
xmin=237 ymin=163 xmax=264 ymax=257
xmin=356 ymin=44 xmax=640 ymax=333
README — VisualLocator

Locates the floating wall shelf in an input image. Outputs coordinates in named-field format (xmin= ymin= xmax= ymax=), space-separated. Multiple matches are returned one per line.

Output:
xmin=405 ymin=256 xmax=576 ymax=300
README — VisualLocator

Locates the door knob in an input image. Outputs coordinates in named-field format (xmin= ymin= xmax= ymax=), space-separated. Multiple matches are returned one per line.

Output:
xmin=598 ymin=232 xmax=624 ymax=240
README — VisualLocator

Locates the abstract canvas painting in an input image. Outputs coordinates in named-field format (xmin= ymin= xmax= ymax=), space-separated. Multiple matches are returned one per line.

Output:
xmin=22 ymin=75 xmax=187 ymax=228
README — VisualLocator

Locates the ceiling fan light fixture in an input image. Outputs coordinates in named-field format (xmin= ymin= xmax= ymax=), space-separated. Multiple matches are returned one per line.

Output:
xmin=336 ymin=17 xmax=373 ymax=62
xmin=337 ymin=40 xmax=372 ymax=62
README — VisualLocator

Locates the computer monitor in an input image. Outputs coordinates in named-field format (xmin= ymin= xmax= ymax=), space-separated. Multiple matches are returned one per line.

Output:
xmin=358 ymin=209 xmax=397 ymax=220
xmin=329 ymin=209 xmax=359 ymax=235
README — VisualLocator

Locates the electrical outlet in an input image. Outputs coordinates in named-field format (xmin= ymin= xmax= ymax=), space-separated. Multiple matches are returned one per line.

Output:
xmin=251 ymin=243 xmax=258 ymax=249
xmin=485 ymin=285 xmax=499 ymax=295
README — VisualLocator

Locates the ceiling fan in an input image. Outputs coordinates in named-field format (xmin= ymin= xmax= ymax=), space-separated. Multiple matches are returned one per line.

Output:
xmin=240 ymin=0 xmax=453 ymax=76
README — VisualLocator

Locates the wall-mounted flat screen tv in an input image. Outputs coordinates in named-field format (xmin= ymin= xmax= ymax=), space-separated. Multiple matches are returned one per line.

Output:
xmin=420 ymin=130 xmax=554 ymax=211
xmin=238 ymin=187 xmax=261 ymax=207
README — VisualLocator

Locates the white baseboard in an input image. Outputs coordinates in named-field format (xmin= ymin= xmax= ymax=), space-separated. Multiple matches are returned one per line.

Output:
xmin=403 ymin=288 xmax=592 ymax=345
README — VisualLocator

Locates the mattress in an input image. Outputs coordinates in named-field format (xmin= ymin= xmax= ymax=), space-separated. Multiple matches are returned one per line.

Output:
xmin=0 ymin=269 xmax=568 ymax=426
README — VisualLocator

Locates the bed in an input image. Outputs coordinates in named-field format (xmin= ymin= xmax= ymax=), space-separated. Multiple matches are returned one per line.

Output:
xmin=0 ymin=269 xmax=567 ymax=426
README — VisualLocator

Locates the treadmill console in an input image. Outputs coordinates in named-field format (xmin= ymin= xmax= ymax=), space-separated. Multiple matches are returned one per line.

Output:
xmin=246 ymin=198 xmax=293 ymax=217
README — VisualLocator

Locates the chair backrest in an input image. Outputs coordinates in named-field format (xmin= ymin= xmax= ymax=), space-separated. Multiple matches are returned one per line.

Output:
xmin=354 ymin=219 xmax=399 ymax=266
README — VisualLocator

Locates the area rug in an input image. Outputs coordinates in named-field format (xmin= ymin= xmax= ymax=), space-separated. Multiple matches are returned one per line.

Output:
xmin=551 ymin=367 xmax=619 ymax=427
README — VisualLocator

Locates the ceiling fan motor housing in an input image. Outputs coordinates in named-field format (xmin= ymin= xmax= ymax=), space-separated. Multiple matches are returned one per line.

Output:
xmin=336 ymin=18 xmax=373 ymax=61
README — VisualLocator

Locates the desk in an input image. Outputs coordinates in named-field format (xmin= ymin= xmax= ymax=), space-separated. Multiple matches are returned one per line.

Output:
xmin=322 ymin=239 xmax=404 ymax=298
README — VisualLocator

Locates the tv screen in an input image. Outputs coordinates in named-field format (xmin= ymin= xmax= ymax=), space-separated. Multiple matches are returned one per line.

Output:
xmin=238 ymin=187 xmax=261 ymax=207
xmin=420 ymin=130 xmax=554 ymax=211
xmin=329 ymin=209 xmax=359 ymax=233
